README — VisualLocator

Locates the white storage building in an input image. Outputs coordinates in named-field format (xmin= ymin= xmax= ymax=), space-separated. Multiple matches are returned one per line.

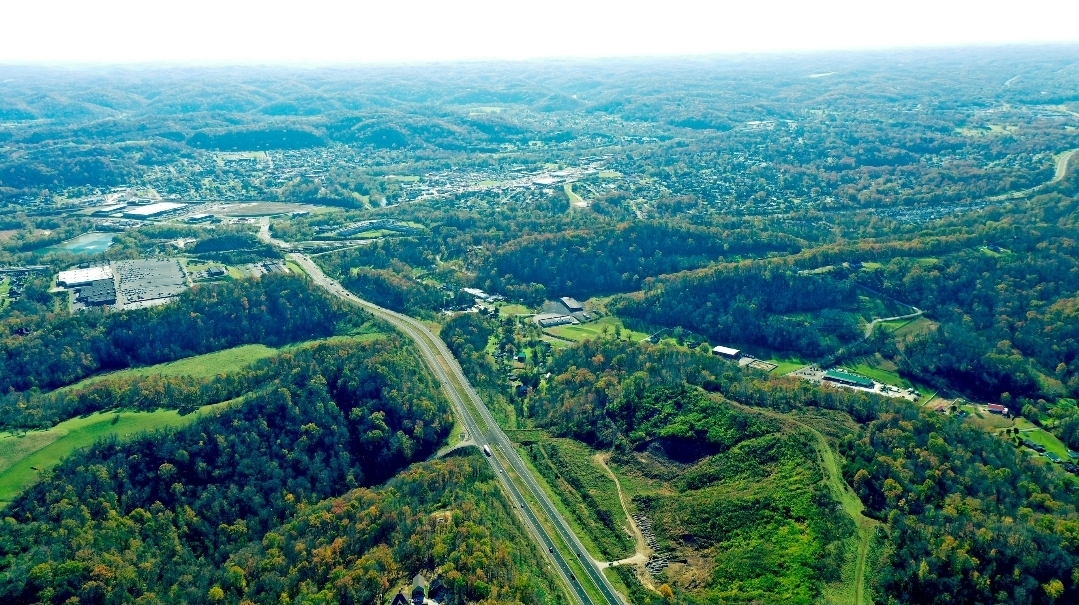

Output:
xmin=57 ymin=265 xmax=113 ymax=287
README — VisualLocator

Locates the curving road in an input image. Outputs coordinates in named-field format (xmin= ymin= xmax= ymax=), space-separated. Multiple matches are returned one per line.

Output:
xmin=290 ymin=253 xmax=624 ymax=605
xmin=987 ymin=147 xmax=1078 ymax=202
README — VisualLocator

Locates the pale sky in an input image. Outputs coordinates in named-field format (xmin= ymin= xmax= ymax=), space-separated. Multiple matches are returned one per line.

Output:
xmin=3 ymin=0 xmax=1078 ymax=65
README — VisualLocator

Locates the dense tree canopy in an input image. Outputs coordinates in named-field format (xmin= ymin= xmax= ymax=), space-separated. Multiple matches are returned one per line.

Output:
xmin=0 ymin=274 xmax=352 ymax=392
xmin=0 ymin=339 xmax=452 ymax=604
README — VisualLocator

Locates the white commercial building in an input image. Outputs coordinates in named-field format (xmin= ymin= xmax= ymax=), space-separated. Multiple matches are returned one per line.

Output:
xmin=57 ymin=265 xmax=113 ymax=287
xmin=712 ymin=345 xmax=741 ymax=358
xmin=122 ymin=202 xmax=185 ymax=219
xmin=462 ymin=287 xmax=490 ymax=300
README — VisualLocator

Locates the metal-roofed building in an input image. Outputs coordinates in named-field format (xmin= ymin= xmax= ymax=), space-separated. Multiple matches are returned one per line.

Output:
xmin=712 ymin=345 xmax=740 ymax=358
xmin=560 ymin=296 xmax=584 ymax=312
xmin=122 ymin=202 xmax=185 ymax=219
xmin=57 ymin=265 xmax=113 ymax=287
xmin=823 ymin=369 xmax=874 ymax=389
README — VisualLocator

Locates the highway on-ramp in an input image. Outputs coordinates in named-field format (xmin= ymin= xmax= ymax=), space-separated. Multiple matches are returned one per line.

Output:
xmin=290 ymin=252 xmax=625 ymax=605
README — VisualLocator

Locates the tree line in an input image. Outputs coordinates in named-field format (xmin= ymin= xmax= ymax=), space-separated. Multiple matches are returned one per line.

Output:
xmin=0 ymin=338 xmax=453 ymax=604
xmin=0 ymin=274 xmax=355 ymax=393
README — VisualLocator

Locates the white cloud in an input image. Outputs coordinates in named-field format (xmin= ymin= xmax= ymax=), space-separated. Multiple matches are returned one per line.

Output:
xmin=2 ymin=0 xmax=1077 ymax=65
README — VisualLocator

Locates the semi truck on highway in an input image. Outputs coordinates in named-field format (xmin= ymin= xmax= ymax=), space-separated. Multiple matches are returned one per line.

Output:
xmin=483 ymin=445 xmax=492 ymax=456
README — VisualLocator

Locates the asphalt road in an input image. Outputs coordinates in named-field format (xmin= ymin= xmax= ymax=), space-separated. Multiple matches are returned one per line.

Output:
xmin=290 ymin=253 xmax=624 ymax=605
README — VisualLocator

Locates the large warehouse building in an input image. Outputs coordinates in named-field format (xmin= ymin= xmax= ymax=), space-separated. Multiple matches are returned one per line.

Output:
xmin=57 ymin=265 xmax=113 ymax=287
xmin=122 ymin=202 xmax=185 ymax=219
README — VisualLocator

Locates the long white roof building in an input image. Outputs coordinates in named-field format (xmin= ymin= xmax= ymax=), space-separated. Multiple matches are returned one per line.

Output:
xmin=57 ymin=265 xmax=113 ymax=287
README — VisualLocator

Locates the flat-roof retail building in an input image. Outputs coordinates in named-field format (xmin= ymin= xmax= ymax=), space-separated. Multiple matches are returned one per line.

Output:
xmin=57 ymin=265 xmax=113 ymax=287
xmin=122 ymin=202 xmax=185 ymax=219
xmin=91 ymin=204 xmax=128 ymax=216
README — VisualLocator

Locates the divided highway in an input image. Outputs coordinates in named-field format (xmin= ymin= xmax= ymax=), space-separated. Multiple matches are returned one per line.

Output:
xmin=290 ymin=253 xmax=624 ymax=605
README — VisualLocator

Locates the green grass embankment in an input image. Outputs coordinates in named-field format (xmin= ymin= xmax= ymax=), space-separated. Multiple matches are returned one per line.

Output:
xmin=60 ymin=344 xmax=280 ymax=391
xmin=0 ymin=400 xmax=235 ymax=505
xmin=521 ymin=438 xmax=635 ymax=562
xmin=60 ymin=330 xmax=386 ymax=392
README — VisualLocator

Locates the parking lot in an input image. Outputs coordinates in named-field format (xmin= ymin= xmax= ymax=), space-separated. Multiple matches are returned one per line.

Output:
xmin=114 ymin=258 xmax=188 ymax=309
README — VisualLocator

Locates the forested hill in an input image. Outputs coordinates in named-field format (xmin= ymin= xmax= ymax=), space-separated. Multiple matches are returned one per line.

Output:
xmin=0 ymin=339 xmax=456 ymax=603
xmin=0 ymin=274 xmax=354 ymax=393
xmin=476 ymin=222 xmax=804 ymax=299
xmin=526 ymin=338 xmax=1079 ymax=604
xmin=610 ymin=262 xmax=861 ymax=357
xmin=224 ymin=454 xmax=563 ymax=605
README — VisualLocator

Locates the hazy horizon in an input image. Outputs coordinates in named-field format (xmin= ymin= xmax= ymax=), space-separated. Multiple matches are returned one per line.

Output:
xmin=4 ymin=0 xmax=1079 ymax=66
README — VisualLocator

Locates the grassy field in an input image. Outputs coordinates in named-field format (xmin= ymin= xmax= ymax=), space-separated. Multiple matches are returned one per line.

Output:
xmin=58 ymin=332 xmax=385 ymax=394
xmin=542 ymin=335 xmax=574 ymax=349
xmin=496 ymin=302 xmax=532 ymax=316
xmin=1013 ymin=418 xmax=1071 ymax=459
xmin=848 ymin=362 xmax=911 ymax=389
xmin=0 ymin=401 xmax=234 ymax=505
xmin=891 ymin=316 xmax=936 ymax=339
xmin=601 ymin=412 xmax=863 ymax=603
xmin=62 ymin=344 xmax=280 ymax=391
xmin=549 ymin=316 xmax=650 ymax=343
xmin=878 ymin=318 xmax=914 ymax=332
xmin=769 ymin=356 xmax=809 ymax=375
xmin=1022 ymin=430 xmax=1070 ymax=459
xmin=565 ymin=183 xmax=587 ymax=208
xmin=285 ymin=259 xmax=306 ymax=275
xmin=951 ymin=407 xmax=1071 ymax=460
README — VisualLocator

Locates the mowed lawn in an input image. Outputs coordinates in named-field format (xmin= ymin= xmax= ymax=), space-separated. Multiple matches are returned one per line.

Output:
xmin=548 ymin=316 xmax=650 ymax=343
xmin=848 ymin=362 xmax=912 ymax=389
xmin=58 ymin=332 xmax=385 ymax=393
xmin=0 ymin=401 xmax=234 ymax=505
xmin=769 ymin=358 xmax=809 ymax=375
xmin=62 ymin=344 xmax=280 ymax=391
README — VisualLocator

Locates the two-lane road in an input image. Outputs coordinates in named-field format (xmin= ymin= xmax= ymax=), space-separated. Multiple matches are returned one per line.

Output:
xmin=290 ymin=253 xmax=624 ymax=605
